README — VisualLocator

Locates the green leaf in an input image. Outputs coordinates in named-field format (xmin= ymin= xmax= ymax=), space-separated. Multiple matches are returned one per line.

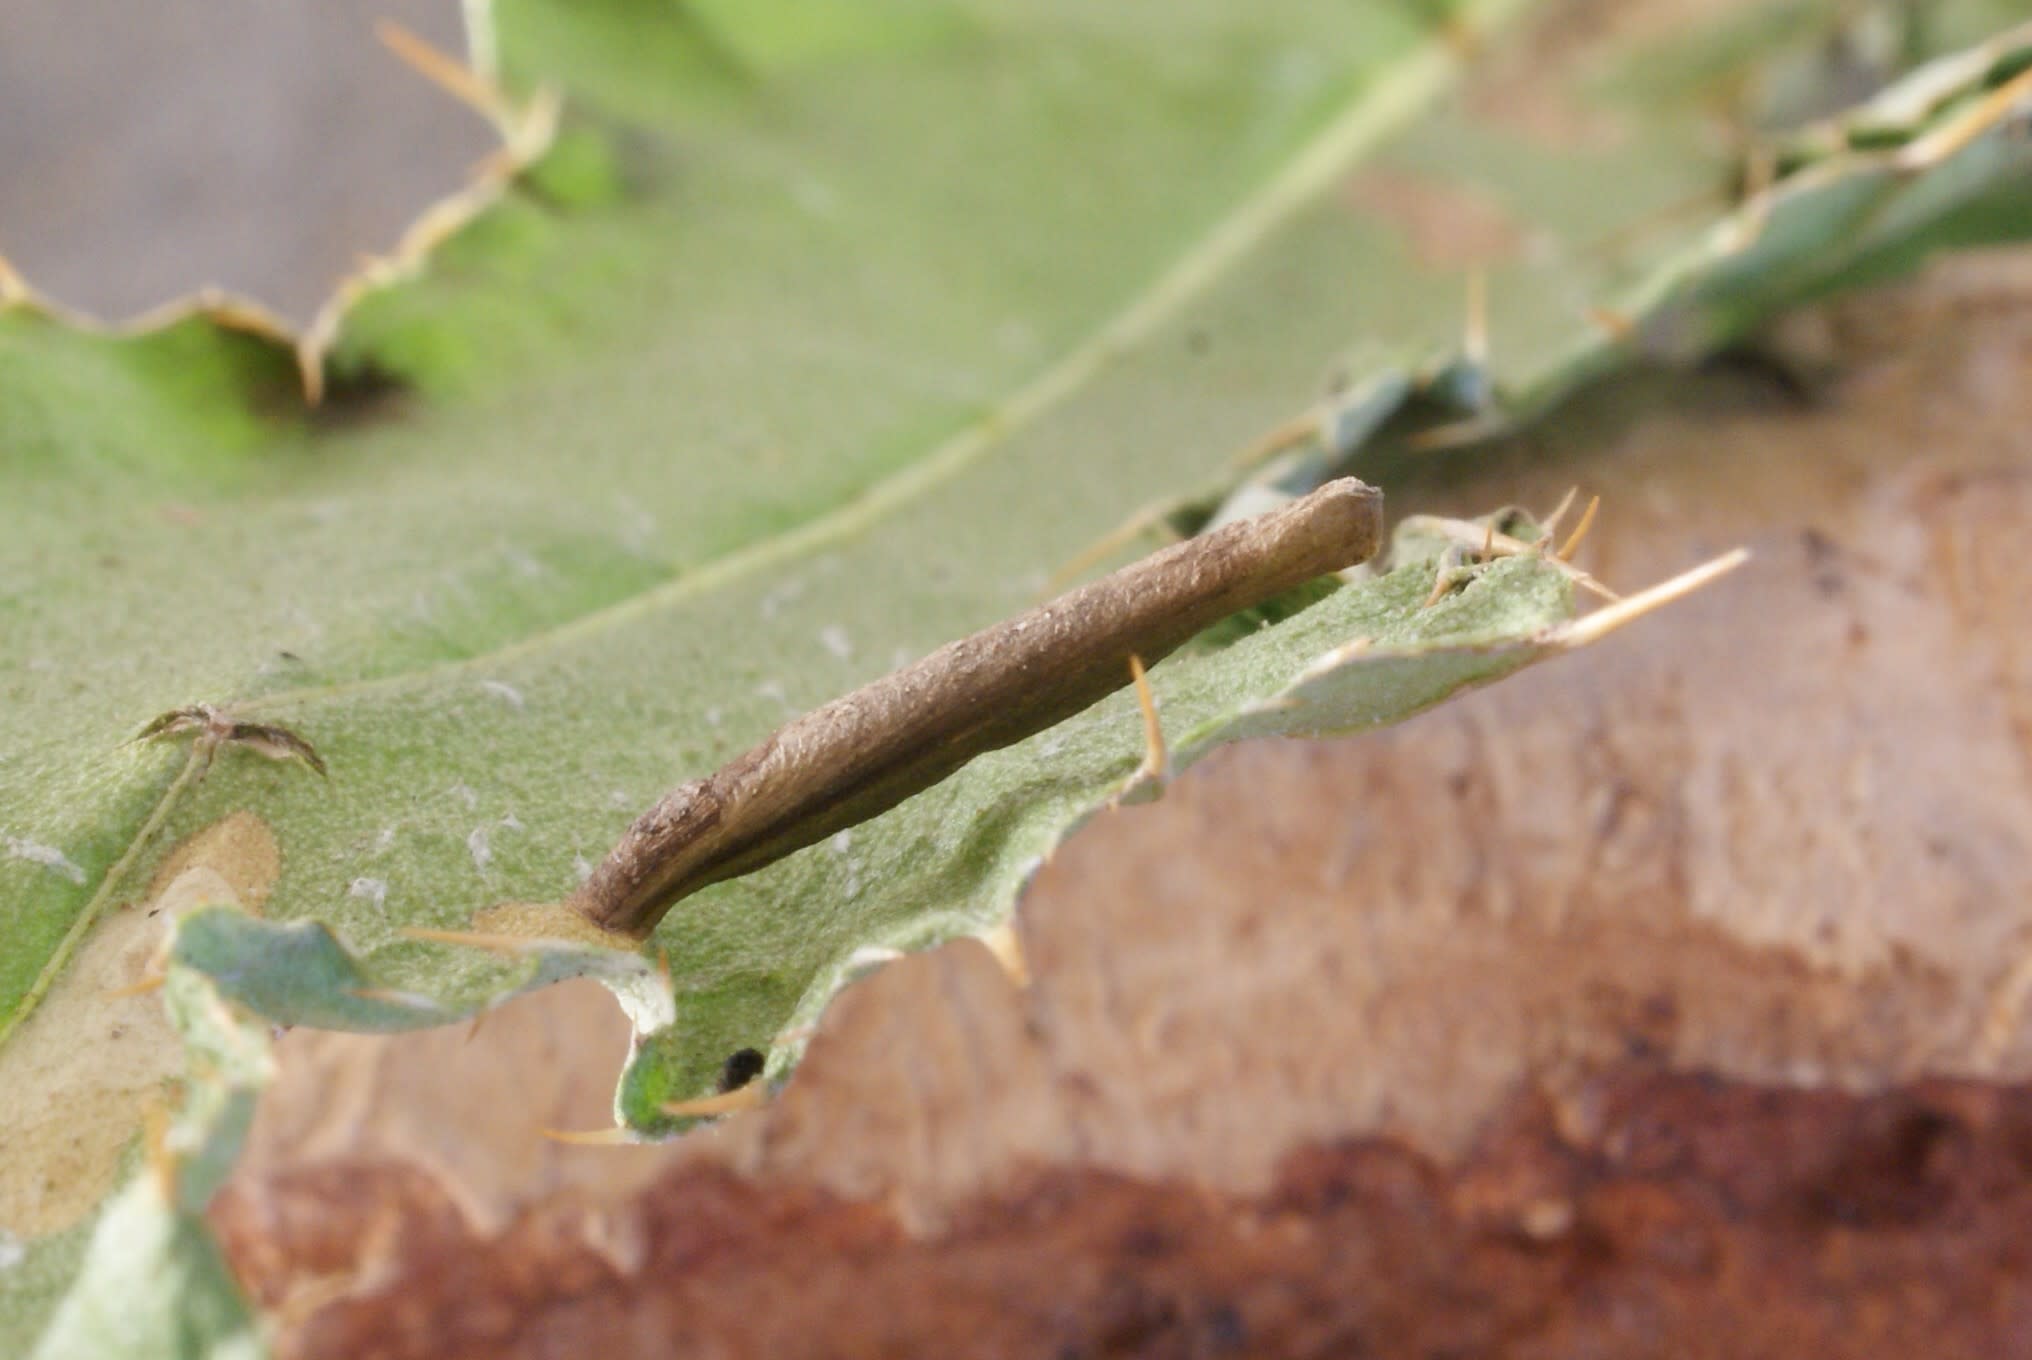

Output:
xmin=3 ymin=0 xmax=1494 ymax=1026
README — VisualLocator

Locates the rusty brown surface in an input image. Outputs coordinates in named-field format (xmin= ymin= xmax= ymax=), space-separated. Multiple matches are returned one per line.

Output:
xmin=213 ymin=1068 xmax=2032 ymax=1359
xmin=229 ymin=978 xmax=681 ymax=1236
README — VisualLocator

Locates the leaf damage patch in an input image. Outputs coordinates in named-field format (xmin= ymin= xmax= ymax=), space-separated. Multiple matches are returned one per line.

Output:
xmin=0 ymin=813 xmax=277 ymax=1238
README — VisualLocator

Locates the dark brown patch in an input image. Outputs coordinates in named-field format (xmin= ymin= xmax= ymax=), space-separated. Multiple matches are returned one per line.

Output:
xmin=213 ymin=1070 xmax=2032 ymax=1360
xmin=716 ymin=1047 xmax=766 ymax=1094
